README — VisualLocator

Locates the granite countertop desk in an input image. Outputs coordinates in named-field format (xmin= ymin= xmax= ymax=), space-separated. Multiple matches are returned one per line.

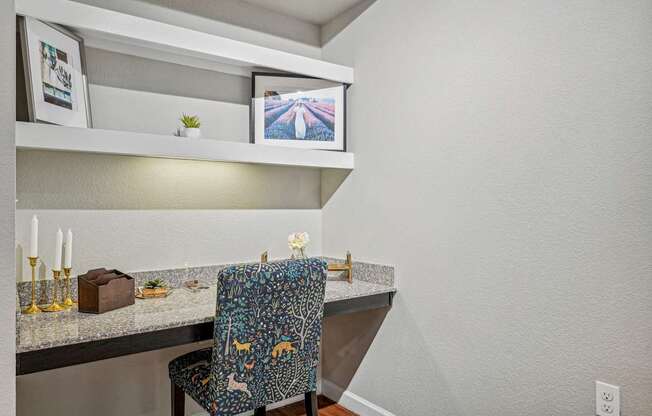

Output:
xmin=16 ymin=260 xmax=396 ymax=375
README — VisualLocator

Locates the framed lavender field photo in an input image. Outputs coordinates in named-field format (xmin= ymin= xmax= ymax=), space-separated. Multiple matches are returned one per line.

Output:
xmin=251 ymin=73 xmax=346 ymax=151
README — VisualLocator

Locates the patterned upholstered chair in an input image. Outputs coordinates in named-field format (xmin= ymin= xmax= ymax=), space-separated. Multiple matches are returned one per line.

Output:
xmin=169 ymin=258 xmax=327 ymax=416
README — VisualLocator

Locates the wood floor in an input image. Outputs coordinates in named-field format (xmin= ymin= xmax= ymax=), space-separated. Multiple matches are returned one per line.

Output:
xmin=268 ymin=395 xmax=357 ymax=416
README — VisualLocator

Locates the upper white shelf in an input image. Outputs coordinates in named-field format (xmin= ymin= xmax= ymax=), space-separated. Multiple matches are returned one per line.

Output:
xmin=15 ymin=0 xmax=354 ymax=84
xmin=16 ymin=122 xmax=355 ymax=170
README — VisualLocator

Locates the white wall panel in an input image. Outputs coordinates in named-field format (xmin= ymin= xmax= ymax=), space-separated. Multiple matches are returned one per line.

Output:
xmin=16 ymin=209 xmax=322 ymax=281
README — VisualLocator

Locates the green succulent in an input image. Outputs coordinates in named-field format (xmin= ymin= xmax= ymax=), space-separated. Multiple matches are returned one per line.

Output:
xmin=180 ymin=114 xmax=201 ymax=128
xmin=144 ymin=278 xmax=167 ymax=289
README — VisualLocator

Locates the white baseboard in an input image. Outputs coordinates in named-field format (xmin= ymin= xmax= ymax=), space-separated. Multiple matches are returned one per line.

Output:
xmin=321 ymin=379 xmax=396 ymax=416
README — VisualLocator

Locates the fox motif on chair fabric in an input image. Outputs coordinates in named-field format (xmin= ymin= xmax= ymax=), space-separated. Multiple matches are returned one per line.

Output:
xmin=169 ymin=258 xmax=327 ymax=415
xmin=271 ymin=341 xmax=297 ymax=358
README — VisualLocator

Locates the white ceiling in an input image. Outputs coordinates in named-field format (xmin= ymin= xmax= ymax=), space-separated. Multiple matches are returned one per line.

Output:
xmin=241 ymin=0 xmax=366 ymax=25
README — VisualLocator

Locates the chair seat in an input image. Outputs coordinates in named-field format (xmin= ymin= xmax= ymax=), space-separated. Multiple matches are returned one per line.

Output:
xmin=169 ymin=347 xmax=215 ymax=412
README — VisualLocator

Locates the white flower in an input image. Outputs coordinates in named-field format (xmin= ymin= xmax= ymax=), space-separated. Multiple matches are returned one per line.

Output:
xmin=288 ymin=232 xmax=310 ymax=250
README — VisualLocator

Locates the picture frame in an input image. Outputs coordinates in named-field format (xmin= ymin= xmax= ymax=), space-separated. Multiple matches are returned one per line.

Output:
xmin=18 ymin=16 xmax=92 ymax=128
xmin=251 ymin=72 xmax=347 ymax=151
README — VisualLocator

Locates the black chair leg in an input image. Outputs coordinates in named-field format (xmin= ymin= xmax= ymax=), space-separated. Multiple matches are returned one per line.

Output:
xmin=171 ymin=382 xmax=185 ymax=416
xmin=305 ymin=391 xmax=319 ymax=416
xmin=254 ymin=406 xmax=266 ymax=415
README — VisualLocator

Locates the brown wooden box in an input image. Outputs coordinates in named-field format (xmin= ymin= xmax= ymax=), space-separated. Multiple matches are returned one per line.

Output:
xmin=78 ymin=269 xmax=135 ymax=314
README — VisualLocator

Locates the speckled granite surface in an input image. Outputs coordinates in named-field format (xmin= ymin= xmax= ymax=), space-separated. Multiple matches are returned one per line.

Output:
xmin=17 ymin=259 xmax=394 ymax=307
xmin=16 ymin=265 xmax=228 ymax=308
xmin=17 ymin=260 xmax=395 ymax=353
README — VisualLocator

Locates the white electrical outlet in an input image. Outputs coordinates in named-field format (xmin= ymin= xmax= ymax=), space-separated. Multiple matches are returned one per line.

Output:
xmin=596 ymin=381 xmax=620 ymax=416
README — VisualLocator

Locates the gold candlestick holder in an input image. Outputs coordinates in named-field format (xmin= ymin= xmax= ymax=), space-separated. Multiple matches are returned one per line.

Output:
xmin=43 ymin=270 xmax=65 ymax=312
xmin=22 ymin=256 xmax=42 ymax=315
xmin=62 ymin=267 xmax=75 ymax=308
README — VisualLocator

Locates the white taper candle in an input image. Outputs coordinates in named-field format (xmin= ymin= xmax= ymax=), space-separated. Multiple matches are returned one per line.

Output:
xmin=64 ymin=229 xmax=73 ymax=269
xmin=54 ymin=228 xmax=63 ymax=271
xmin=29 ymin=215 xmax=38 ymax=258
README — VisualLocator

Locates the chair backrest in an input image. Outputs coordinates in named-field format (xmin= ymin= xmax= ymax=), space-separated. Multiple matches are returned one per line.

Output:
xmin=209 ymin=258 xmax=327 ymax=415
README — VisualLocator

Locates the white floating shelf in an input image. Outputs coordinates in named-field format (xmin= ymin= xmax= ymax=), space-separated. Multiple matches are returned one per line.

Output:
xmin=15 ymin=0 xmax=354 ymax=84
xmin=16 ymin=122 xmax=355 ymax=170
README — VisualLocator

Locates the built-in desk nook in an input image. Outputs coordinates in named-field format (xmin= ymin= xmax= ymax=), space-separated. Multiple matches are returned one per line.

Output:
xmin=4 ymin=0 xmax=651 ymax=415
xmin=17 ymin=261 xmax=396 ymax=375
xmin=12 ymin=1 xmax=394 ymax=415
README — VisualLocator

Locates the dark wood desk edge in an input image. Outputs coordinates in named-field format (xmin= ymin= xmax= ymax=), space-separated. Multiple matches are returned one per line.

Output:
xmin=17 ymin=291 xmax=394 ymax=375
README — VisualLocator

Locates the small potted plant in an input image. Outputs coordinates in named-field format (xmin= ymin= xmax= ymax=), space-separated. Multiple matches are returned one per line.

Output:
xmin=179 ymin=114 xmax=202 ymax=138
xmin=141 ymin=278 xmax=169 ymax=298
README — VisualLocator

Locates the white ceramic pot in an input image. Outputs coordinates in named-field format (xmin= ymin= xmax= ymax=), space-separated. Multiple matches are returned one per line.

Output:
xmin=182 ymin=127 xmax=201 ymax=139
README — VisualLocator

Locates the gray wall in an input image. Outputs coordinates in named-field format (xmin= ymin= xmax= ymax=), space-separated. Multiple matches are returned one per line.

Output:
xmin=18 ymin=342 xmax=210 ymax=416
xmin=73 ymin=0 xmax=322 ymax=56
xmin=320 ymin=0 xmax=376 ymax=45
xmin=148 ymin=0 xmax=321 ymax=47
xmin=0 ymin=0 xmax=16 ymax=414
xmin=85 ymin=48 xmax=250 ymax=105
xmin=321 ymin=1 xmax=652 ymax=415
xmin=17 ymin=150 xmax=320 ymax=210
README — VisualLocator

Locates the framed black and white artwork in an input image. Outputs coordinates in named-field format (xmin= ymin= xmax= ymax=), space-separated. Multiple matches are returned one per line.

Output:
xmin=251 ymin=72 xmax=346 ymax=151
xmin=19 ymin=16 xmax=92 ymax=128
